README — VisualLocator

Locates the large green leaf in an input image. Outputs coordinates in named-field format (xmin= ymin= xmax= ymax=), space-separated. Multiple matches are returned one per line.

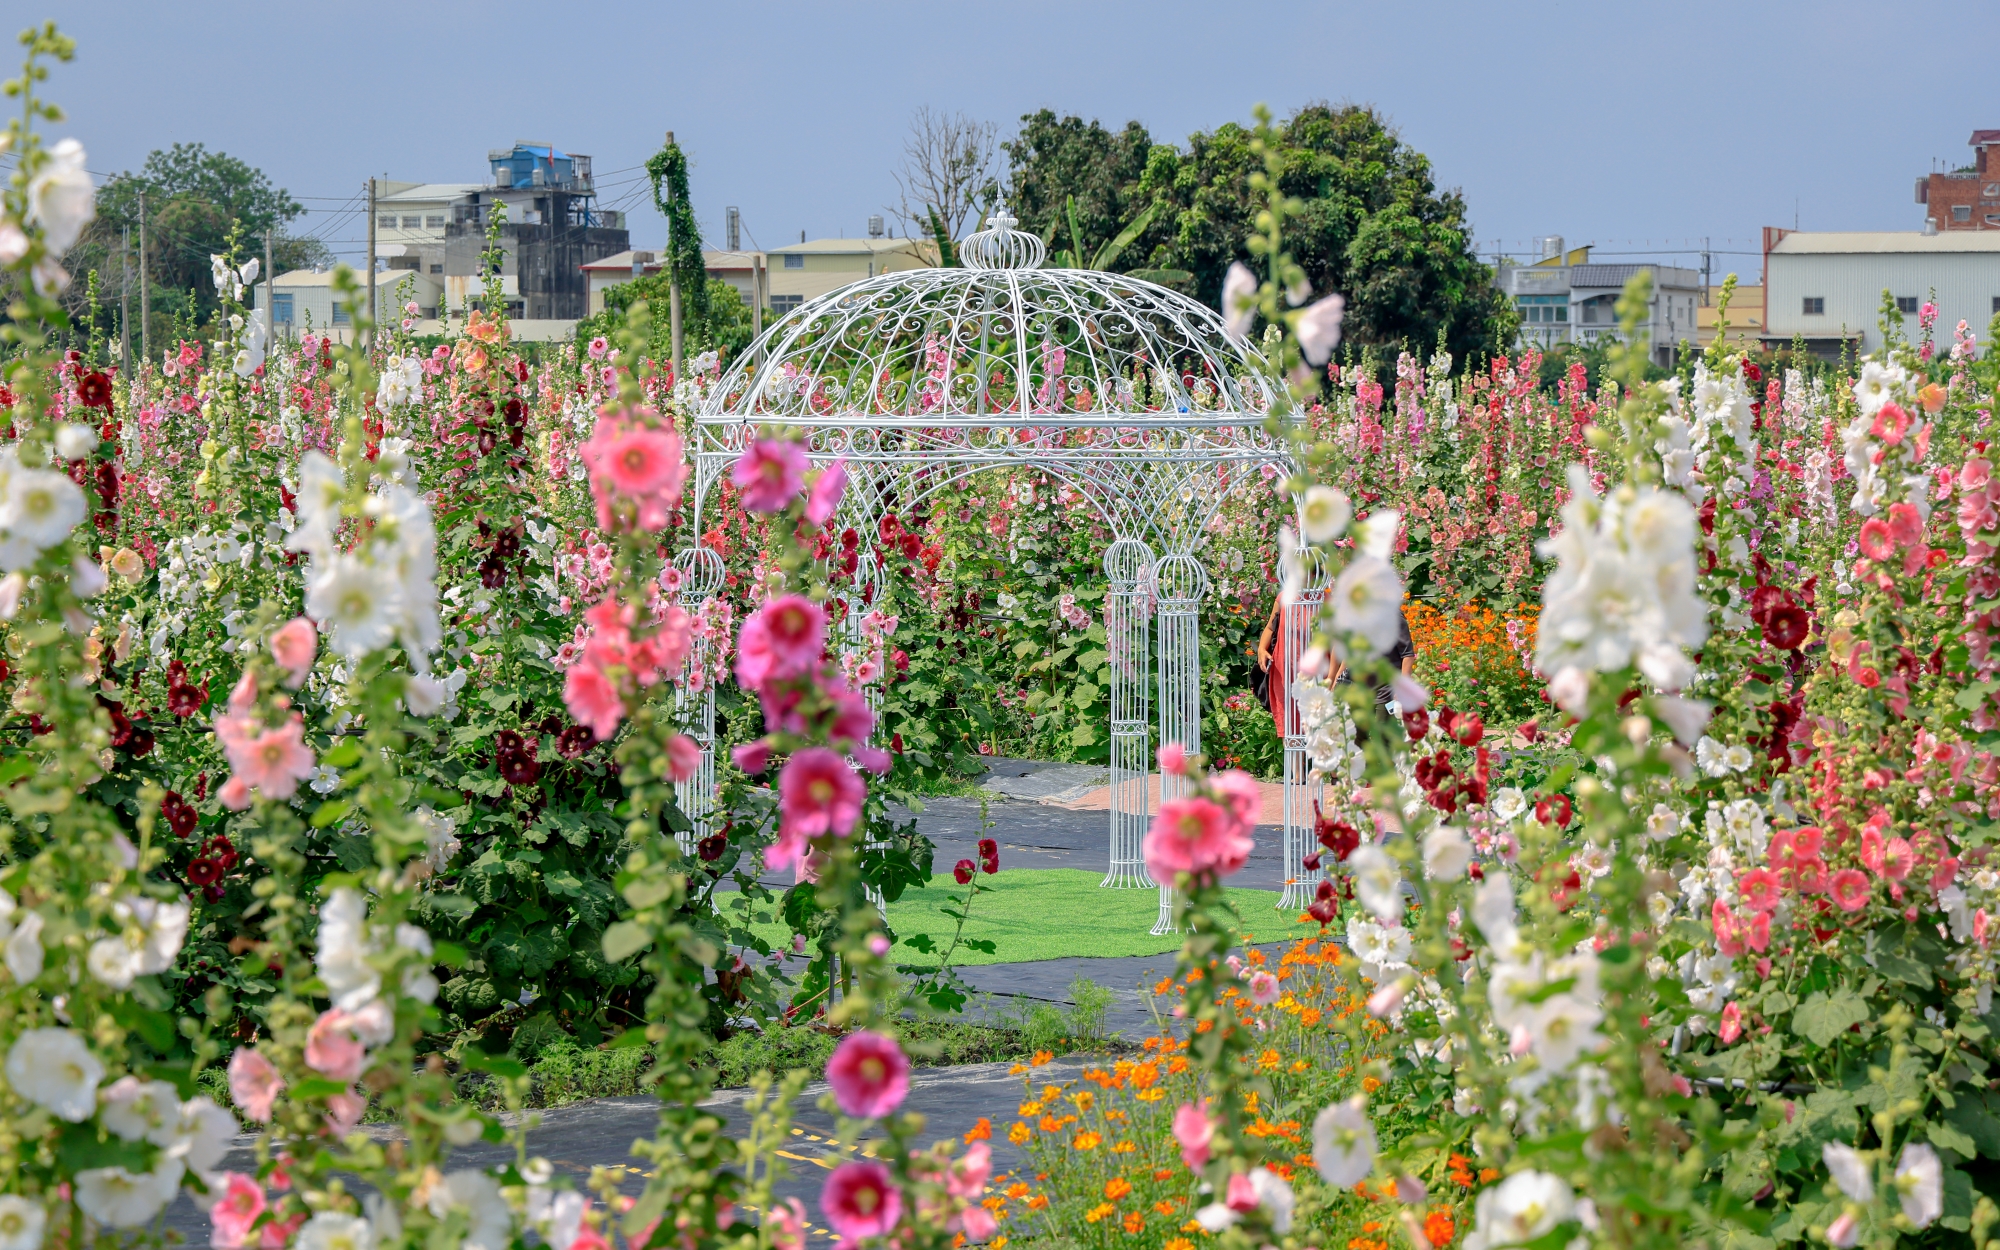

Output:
xmin=1793 ymin=989 xmax=1869 ymax=1047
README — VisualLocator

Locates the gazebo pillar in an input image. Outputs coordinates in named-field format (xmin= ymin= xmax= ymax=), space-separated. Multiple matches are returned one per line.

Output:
xmin=1150 ymin=551 xmax=1208 ymax=936
xmin=672 ymin=546 xmax=726 ymax=857
xmin=1101 ymin=537 xmax=1156 ymax=889
xmin=1277 ymin=545 xmax=1330 ymax=910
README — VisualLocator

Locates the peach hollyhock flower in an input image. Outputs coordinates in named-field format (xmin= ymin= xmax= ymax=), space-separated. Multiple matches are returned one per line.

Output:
xmin=730 ymin=438 xmax=809 ymax=513
xmin=225 ymin=717 xmax=317 ymax=801
xmin=734 ymin=595 xmax=826 ymax=690
xmin=821 ymin=1161 xmax=901 ymax=1241
xmin=580 ymin=413 xmax=687 ymax=532
xmin=664 ymin=733 xmax=701 ymax=782
xmin=1830 ymin=869 xmax=1872 ymax=912
xmin=269 ymin=617 xmax=317 ymax=687
xmin=1173 ymin=1102 xmax=1215 ymax=1169
xmin=563 ymin=662 xmax=624 ymax=742
xmin=304 ymin=1009 xmax=366 ymax=1083
xmin=1144 ymin=797 xmax=1252 ymax=883
xmin=826 ymin=1031 xmax=909 ymax=1117
xmin=228 ymin=1048 xmax=284 ymax=1122
xmin=779 ymin=748 xmax=864 ymax=839
xmin=209 ymin=1173 xmax=265 ymax=1247
xmin=804 ymin=457 xmax=848 ymax=527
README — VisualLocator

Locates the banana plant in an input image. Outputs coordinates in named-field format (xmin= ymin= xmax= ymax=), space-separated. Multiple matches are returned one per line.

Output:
xmin=1046 ymin=195 xmax=1190 ymax=288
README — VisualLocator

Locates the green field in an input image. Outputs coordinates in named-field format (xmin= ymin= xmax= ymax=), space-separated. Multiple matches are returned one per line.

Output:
xmin=720 ymin=868 xmax=1320 ymax=966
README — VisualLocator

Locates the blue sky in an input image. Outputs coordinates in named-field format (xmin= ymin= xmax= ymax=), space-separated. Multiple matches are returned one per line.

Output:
xmin=34 ymin=0 xmax=2000 ymax=283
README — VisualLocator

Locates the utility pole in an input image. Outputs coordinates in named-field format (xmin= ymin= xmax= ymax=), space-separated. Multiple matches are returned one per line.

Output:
xmin=1701 ymin=236 xmax=1712 ymax=305
xmin=663 ymin=131 xmax=683 ymax=382
xmin=137 ymin=191 xmax=149 ymax=366
xmin=119 ymin=224 xmax=131 ymax=376
xmin=365 ymin=178 xmax=377 ymax=350
xmin=264 ymin=228 xmax=275 ymax=347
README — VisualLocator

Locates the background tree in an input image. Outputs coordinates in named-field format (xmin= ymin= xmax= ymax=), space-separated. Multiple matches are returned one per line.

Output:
xmin=1003 ymin=104 xmax=1515 ymax=366
xmin=888 ymin=106 xmax=1000 ymax=259
xmin=62 ymin=143 xmax=327 ymax=355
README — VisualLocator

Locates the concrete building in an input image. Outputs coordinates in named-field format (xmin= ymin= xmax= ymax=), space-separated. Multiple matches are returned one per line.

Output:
xmin=580 ymin=237 xmax=938 ymax=320
xmin=1696 ymin=282 xmax=1765 ymax=350
xmin=580 ymin=250 xmax=769 ymax=317
xmin=1761 ymin=228 xmax=2000 ymax=358
xmin=1497 ymin=236 xmax=1703 ymax=364
xmin=1916 ymin=130 xmax=2000 ymax=231
xmin=259 ymin=269 xmax=441 ymax=343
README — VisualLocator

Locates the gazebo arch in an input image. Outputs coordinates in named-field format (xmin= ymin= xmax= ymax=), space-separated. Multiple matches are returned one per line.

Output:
xmin=680 ymin=210 xmax=1328 ymax=931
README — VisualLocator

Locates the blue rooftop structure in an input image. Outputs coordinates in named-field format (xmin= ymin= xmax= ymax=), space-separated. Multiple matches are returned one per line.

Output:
xmin=487 ymin=142 xmax=593 ymax=193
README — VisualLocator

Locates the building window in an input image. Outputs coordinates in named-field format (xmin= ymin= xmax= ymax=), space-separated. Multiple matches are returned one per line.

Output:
xmin=1803 ymin=297 xmax=1825 ymax=315
xmin=1896 ymin=296 xmax=1920 ymax=314
xmin=782 ymin=254 xmax=804 ymax=269
xmin=425 ymin=215 xmax=445 ymax=229
xmin=271 ymin=294 xmax=294 ymax=325
xmin=331 ymin=304 xmax=351 ymax=325
xmin=1956 ymin=205 xmax=1973 ymax=222
xmin=378 ymin=215 xmax=395 ymax=231
xmin=1516 ymin=295 xmax=1568 ymax=324
xmin=770 ymin=294 xmax=804 ymax=315
xmin=401 ymin=216 xmax=421 ymax=228
xmin=431 ymin=264 xmax=443 ymax=275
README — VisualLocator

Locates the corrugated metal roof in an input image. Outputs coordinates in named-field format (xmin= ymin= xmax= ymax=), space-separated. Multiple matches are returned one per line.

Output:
xmin=1568 ymin=264 xmax=1644 ymax=288
xmin=1771 ymin=230 xmax=2000 ymax=254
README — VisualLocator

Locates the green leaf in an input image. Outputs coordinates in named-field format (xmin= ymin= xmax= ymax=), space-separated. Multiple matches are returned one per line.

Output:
xmin=309 ymin=799 xmax=352 ymax=829
xmin=459 ymin=1050 xmax=528 ymax=1079
xmin=604 ymin=1027 xmax=651 ymax=1050
xmin=602 ymin=921 xmax=652 ymax=962
xmin=1929 ymin=1118 xmax=1979 ymax=1157
xmin=55 ymin=1121 xmax=152 ymax=1174
xmin=1876 ymin=950 xmax=1930 ymax=986
xmin=107 ymin=998 xmax=176 ymax=1053
xmin=623 ymin=877 xmax=674 ymax=909
xmin=1957 ymin=680 xmax=2000 ymax=712
xmin=0 ymin=756 xmax=38 ymax=787
xmin=1945 ymin=1095 xmax=2000 ymax=1158
xmin=1794 ymin=989 xmax=1869 ymax=1047
xmin=289 ymin=1076 xmax=350 ymax=1101
xmin=321 ymin=740 xmax=364 ymax=769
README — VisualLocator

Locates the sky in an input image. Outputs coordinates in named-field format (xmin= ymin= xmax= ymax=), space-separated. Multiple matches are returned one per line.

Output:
xmin=31 ymin=0 xmax=2000 ymax=284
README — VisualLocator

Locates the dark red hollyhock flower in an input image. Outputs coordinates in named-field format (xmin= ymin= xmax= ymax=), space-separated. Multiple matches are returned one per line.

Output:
xmin=1452 ymin=713 xmax=1484 ymax=748
xmin=495 ymin=729 xmax=541 ymax=786
xmin=877 ymin=513 xmax=901 ymax=544
xmin=77 ymin=371 xmax=113 ymax=410
xmin=840 ymin=527 xmax=859 ymax=551
xmin=899 ymin=532 xmax=923 ymax=560
xmin=978 ymin=837 xmax=997 ymax=859
xmin=558 ymin=724 xmax=595 ymax=759
xmin=160 ymin=791 xmax=198 ymax=838
xmin=697 ymin=833 xmax=728 ymax=862
xmin=193 ymin=771 xmax=208 ymax=801
xmin=1314 ymin=814 xmax=1360 ymax=862
xmin=890 ymin=731 xmax=905 ymax=754
xmin=1535 ymin=794 xmax=1573 ymax=827
xmin=953 ymin=858 xmax=976 ymax=885
xmin=1519 ymin=720 xmax=1542 ymax=744
xmin=479 ymin=556 xmax=508 ymax=589
xmin=504 ymin=397 xmax=525 ymax=424
xmin=205 ymin=833 xmax=239 ymax=871
xmin=165 ymin=661 xmax=208 ymax=718
xmin=1402 ymin=707 xmax=1428 ymax=743
xmin=1468 ymin=861 xmax=1485 ymax=881
xmin=1764 ymin=606 xmax=1810 ymax=651
xmin=1307 ymin=878 xmax=1339 ymax=925
xmin=94 ymin=460 xmax=119 ymax=505
xmin=1301 ymin=851 xmax=1322 ymax=871
xmin=186 ymin=858 xmax=222 ymax=886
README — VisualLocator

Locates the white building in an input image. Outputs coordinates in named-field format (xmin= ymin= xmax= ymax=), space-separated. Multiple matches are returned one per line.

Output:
xmin=1762 ymin=229 xmax=2000 ymax=358
xmin=258 ymin=269 xmax=441 ymax=343
xmin=1497 ymin=238 xmax=1703 ymax=365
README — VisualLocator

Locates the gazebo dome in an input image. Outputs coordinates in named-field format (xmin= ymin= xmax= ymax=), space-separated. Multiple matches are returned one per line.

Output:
xmin=697 ymin=209 xmax=1276 ymax=427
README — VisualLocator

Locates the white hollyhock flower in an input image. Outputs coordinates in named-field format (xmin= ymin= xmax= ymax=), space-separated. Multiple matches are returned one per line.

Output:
xmin=1250 ymin=1167 xmax=1294 ymax=1233
xmin=1345 ymin=918 xmax=1410 ymax=980
xmin=1472 ymin=873 xmax=1520 ymax=954
xmin=1822 ymin=1141 xmax=1873 ymax=1202
xmin=5 ymin=911 xmax=43 ymax=984
xmin=53 ymin=423 xmax=97 ymax=461
xmin=1295 ymin=293 xmax=1344 ymax=367
xmin=172 ymin=1096 xmax=237 ymax=1179
xmin=234 ymin=308 xmax=270 ymax=378
xmin=26 ymin=139 xmax=94 ymax=255
xmin=0 ymin=1195 xmax=47 ymax=1250
xmin=1492 ymin=787 xmax=1527 ymax=822
xmin=1895 ymin=1142 xmax=1942 ymax=1228
xmin=99 ymin=1076 xmax=181 ymax=1145
xmin=286 ymin=452 xmax=347 ymax=563
xmin=1329 ymin=555 xmax=1404 ymax=660
xmin=1293 ymin=681 xmax=1334 ymax=730
xmin=416 ymin=808 xmax=461 ymax=873
xmin=308 ymin=554 xmax=406 ymax=660
xmin=1468 ymin=1170 xmax=1574 ymax=1249
xmin=375 ymin=485 xmax=440 ymax=664
xmin=427 ymin=1171 xmax=510 ymax=1250
xmin=317 ymin=887 xmax=381 ymax=1011
xmin=0 ymin=220 xmax=25 ymax=266
xmin=1312 ymin=1095 xmax=1376 ymax=1188
xmin=73 ymin=1162 xmax=181 ymax=1229
xmin=1650 ymin=695 xmax=1711 ymax=746
xmin=238 ymin=257 xmax=260 ymax=285
xmin=0 ymin=465 xmax=86 ymax=555
xmin=1221 ymin=262 xmax=1257 ymax=343
xmin=7 ymin=1028 xmax=102 ymax=1121
xmin=295 ymin=1213 xmax=375 ymax=1250
xmin=1853 ymin=359 xmax=1904 ymax=416
xmin=86 ymin=936 xmax=142 ymax=989
xmin=1695 ymin=736 xmax=1731 ymax=778
xmin=1423 ymin=826 xmax=1472 ymax=880
xmin=1347 ymin=843 xmax=1403 ymax=923
xmin=1299 ymin=485 xmax=1351 ymax=543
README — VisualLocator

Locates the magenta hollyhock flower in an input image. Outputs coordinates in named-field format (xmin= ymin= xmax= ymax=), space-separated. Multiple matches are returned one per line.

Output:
xmin=828 ymin=687 xmax=875 ymax=746
xmin=826 ymin=1030 xmax=909 ymax=1117
xmin=1830 ymin=868 xmax=1872 ymax=912
xmin=1144 ymin=797 xmax=1252 ymax=883
xmin=1157 ymin=742 xmax=1187 ymax=776
xmin=227 ymin=1048 xmax=283 ymax=1123
xmin=821 ymin=1161 xmax=901 ymax=1241
xmin=734 ymin=594 xmax=826 ymax=690
xmin=665 ymin=733 xmax=701 ymax=782
xmin=563 ymin=661 xmax=624 ymax=742
xmin=1173 ymin=1101 xmax=1214 ymax=1169
xmin=731 ymin=438 xmax=808 ymax=512
xmin=732 ymin=738 xmax=771 ymax=775
xmin=208 ymin=1173 xmax=266 ymax=1248
xmin=805 ymin=457 xmax=848 ymax=526
xmin=778 ymin=747 xmax=864 ymax=839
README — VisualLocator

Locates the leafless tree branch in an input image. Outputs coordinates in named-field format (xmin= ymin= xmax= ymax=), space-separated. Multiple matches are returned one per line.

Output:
xmin=888 ymin=107 xmax=999 ymax=246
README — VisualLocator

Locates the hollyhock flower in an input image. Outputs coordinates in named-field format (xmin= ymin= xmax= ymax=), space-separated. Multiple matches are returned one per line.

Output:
xmin=1300 ymin=485 xmax=1353 ymax=543
xmin=7 ymin=1028 xmax=102 ymax=1121
xmin=1882 ymin=836 xmax=1915 ymax=881
xmin=1157 ymin=742 xmax=1187 ymax=776
xmin=1469 ymin=1171 xmax=1573 ymax=1249
xmin=732 ymin=739 xmax=771 ymax=775
xmin=1348 ymin=844 xmax=1405 ymax=924
xmin=946 ymin=1141 xmax=991 ymax=1201
xmin=1246 ymin=969 xmax=1280 ymax=1006
xmin=1738 ymin=868 xmax=1782 ymax=911
xmin=1718 ymin=1001 xmax=1743 ymax=1044
xmin=1423 ymin=826 xmax=1472 ymax=880
xmin=306 ymin=555 xmax=404 ymax=659
xmin=778 ymin=747 xmax=864 ymax=839
xmin=1173 ymin=1102 xmax=1215 ymax=1169
xmin=1295 ymin=293 xmax=1345 ymax=367
xmin=821 ymin=1161 xmax=901 ymax=1241
xmin=1856 ymin=519 xmax=1894 ymax=561
xmin=664 ymin=733 xmax=701 ymax=782
xmin=0 ymin=1196 xmax=47 ymax=1250
xmin=1896 ymin=1142 xmax=1942 ymax=1227
xmin=1871 ymin=401 xmax=1912 ymax=444
xmin=953 ymin=858 xmax=975 ymax=885
xmin=1312 ymin=1095 xmax=1375 ymax=1187
xmin=270 ymin=617 xmax=317 ymax=687
xmin=563 ymin=662 xmax=624 ymax=742
xmin=1826 ymin=1212 xmax=1859 ymax=1247
xmin=1221 ymin=262 xmax=1257 ymax=343
xmin=209 ymin=1174 xmax=265 ymax=1247
xmin=1330 ymin=555 xmax=1404 ymax=659
xmin=767 ymin=1198 xmax=807 ymax=1250
xmin=304 ymin=1009 xmax=366 ymax=1083
xmin=805 ymin=457 xmax=847 ymax=526
xmin=1144 ymin=797 xmax=1251 ymax=883
xmin=826 ymin=1031 xmax=909 ymax=1117
xmin=228 ymin=1048 xmax=283 ymax=1122
xmin=1830 ymin=869 xmax=1872 ymax=912
xmin=226 ymin=717 xmax=317 ymax=801
xmin=27 ymin=138 xmax=94 ymax=254
xmin=1209 ymin=769 xmax=1263 ymax=833
xmin=828 ymin=688 xmax=875 ymax=746
xmin=74 ymin=1163 xmax=180 ymax=1229
xmin=1823 ymin=1141 xmax=1873 ymax=1201
xmin=731 ymin=438 xmax=808 ymax=512
xmin=218 ymin=776 xmax=252 ymax=810
xmin=734 ymin=595 xmax=826 ymax=690
xmin=581 ymin=414 xmax=687 ymax=532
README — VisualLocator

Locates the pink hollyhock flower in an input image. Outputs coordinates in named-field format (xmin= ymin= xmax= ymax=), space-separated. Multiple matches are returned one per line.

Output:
xmin=732 ymin=738 xmax=771 ymax=775
xmin=1209 ymin=769 xmax=1263 ymax=834
xmin=324 ymin=1087 xmax=367 ymax=1136
xmin=768 ymin=1198 xmax=808 ymax=1250
xmin=258 ymin=1214 xmax=304 ymax=1250
xmin=228 ymin=669 xmax=259 ymax=714
xmin=209 ymin=1172 xmax=265 ymax=1247
xmin=779 ymin=748 xmax=864 ymax=839
xmin=1738 ymin=868 xmax=1782 ymax=912
xmin=805 ymin=457 xmax=848 ymax=526
xmin=765 ymin=825 xmax=806 ymax=873
xmin=957 ymin=1205 xmax=997 ymax=1239
xmin=1158 ymin=743 xmax=1187 ymax=776
xmin=1173 ymin=1101 xmax=1214 ymax=1169
xmin=1830 ymin=869 xmax=1872 ymax=912
xmin=304 ymin=1009 xmax=365 ymax=1082
xmin=1860 ymin=828 xmax=1887 ymax=875
xmin=1746 ymin=909 xmax=1771 ymax=953
xmin=1882 ymin=836 xmax=1915 ymax=881
xmin=1871 ymin=401 xmax=1912 ymax=444
xmin=218 ymin=775 xmax=253 ymax=811
xmin=665 ymin=733 xmax=701 ymax=782
xmin=1246 ymin=969 xmax=1280 ymax=1006
xmin=582 ymin=415 xmax=687 ymax=532
xmin=1962 ymin=458 xmax=1992 ymax=492
xmin=947 ymin=1142 xmax=991 ymax=1200
xmin=1144 ymin=797 xmax=1251 ymax=883
xmin=828 ymin=688 xmax=875 ymax=747
xmin=731 ymin=438 xmax=809 ymax=513
xmin=826 ymin=1030 xmax=909 ymax=1117
xmin=1226 ymin=1171 xmax=1259 ymax=1212
xmin=228 ymin=1048 xmax=284 ymax=1122
xmin=735 ymin=595 xmax=826 ymax=690
xmin=1857 ymin=519 xmax=1894 ymax=561
xmin=1794 ymin=858 xmax=1829 ymax=894
xmin=269 ymin=617 xmax=317 ymax=687
xmin=821 ymin=1161 xmax=901 ymax=1241
xmin=588 ymin=336 xmax=609 ymax=361
xmin=229 ymin=717 xmax=317 ymax=800
xmin=1886 ymin=502 xmax=1925 ymax=548
xmin=563 ymin=662 xmax=624 ymax=742
xmin=1718 ymin=1001 xmax=1743 ymax=1045
xmin=854 ymin=745 xmax=892 ymax=776
xmin=1712 ymin=901 xmax=1746 ymax=958
xmin=570 ymin=1228 xmax=610 ymax=1250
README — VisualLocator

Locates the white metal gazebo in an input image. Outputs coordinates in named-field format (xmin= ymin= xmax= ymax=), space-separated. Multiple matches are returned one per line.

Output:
xmin=675 ymin=210 xmax=1329 ymax=932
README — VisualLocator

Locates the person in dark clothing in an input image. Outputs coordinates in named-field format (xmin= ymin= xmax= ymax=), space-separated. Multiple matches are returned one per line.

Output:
xmin=1329 ymin=609 xmax=1416 ymax=746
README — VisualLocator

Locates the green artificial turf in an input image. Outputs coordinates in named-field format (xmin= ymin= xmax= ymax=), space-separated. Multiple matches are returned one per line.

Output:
xmin=723 ymin=868 xmax=1319 ymax=967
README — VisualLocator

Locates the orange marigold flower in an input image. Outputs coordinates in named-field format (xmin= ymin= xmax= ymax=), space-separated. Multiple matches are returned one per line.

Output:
xmin=1424 ymin=1210 xmax=1458 ymax=1245
xmin=1104 ymin=1178 xmax=1133 ymax=1201
xmin=1073 ymin=1090 xmax=1095 ymax=1111
xmin=1005 ymin=1183 xmax=1030 ymax=1200
xmin=1361 ymin=1076 xmax=1383 ymax=1093
xmin=1112 ymin=1141 xmax=1137 ymax=1153
xmin=1300 ymin=1007 xmax=1323 ymax=1027
xmin=1084 ymin=1202 xmax=1116 ymax=1224
xmin=1153 ymin=1200 xmax=1179 ymax=1215
xmin=1073 ymin=1131 xmax=1102 ymax=1151
xmin=1122 ymin=1212 xmax=1145 ymax=1235
xmin=1153 ymin=1168 xmax=1176 ymax=1182
xmin=1008 ymin=1121 xmax=1031 ymax=1145
xmin=1026 ymin=1195 xmax=1049 ymax=1211
xmin=1030 ymin=1050 xmax=1053 ymax=1067
xmin=964 ymin=1117 xmax=992 ymax=1143
xmin=1019 ymin=1101 xmax=1043 ymax=1116
xmin=1165 ymin=1239 xmax=1194 ymax=1250
xmin=1478 ymin=1168 xmax=1500 ymax=1183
